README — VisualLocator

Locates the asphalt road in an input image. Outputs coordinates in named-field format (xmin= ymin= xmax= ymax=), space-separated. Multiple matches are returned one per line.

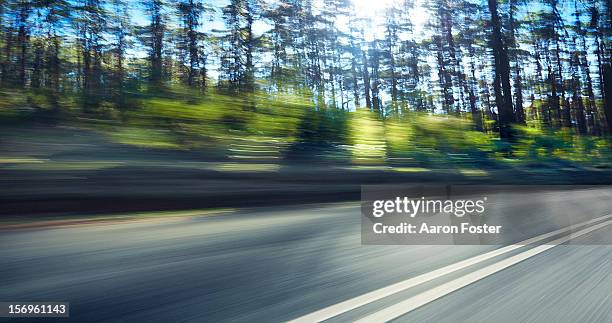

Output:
xmin=1 ymin=187 xmax=612 ymax=322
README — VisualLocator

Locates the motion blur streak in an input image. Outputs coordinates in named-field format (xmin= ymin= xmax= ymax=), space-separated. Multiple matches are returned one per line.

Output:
xmin=290 ymin=212 xmax=612 ymax=323
xmin=356 ymin=218 xmax=612 ymax=323
xmin=1 ymin=188 xmax=612 ymax=322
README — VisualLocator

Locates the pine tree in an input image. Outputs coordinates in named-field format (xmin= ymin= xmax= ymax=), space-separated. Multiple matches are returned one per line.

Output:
xmin=487 ymin=0 xmax=515 ymax=139
xmin=177 ymin=0 xmax=206 ymax=87
xmin=142 ymin=0 xmax=165 ymax=84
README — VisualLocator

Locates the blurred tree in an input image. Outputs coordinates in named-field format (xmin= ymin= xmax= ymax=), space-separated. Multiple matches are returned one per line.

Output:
xmin=0 ymin=0 xmax=610 ymax=143
xmin=176 ymin=0 xmax=208 ymax=88
xmin=507 ymin=0 xmax=525 ymax=124
xmin=108 ymin=0 xmax=131 ymax=101
xmin=141 ymin=0 xmax=166 ymax=84
xmin=220 ymin=0 xmax=257 ymax=91
xmin=487 ymin=0 xmax=515 ymax=139
xmin=74 ymin=0 xmax=107 ymax=109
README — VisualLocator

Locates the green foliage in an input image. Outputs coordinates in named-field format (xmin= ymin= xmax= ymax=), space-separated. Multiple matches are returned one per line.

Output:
xmin=384 ymin=113 xmax=494 ymax=167
xmin=350 ymin=108 xmax=386 ymax=164
xmin=100 ymin=88 xmax=311 ymax=156
xmin=1 ymin=86 xmax=610 ymax=170
xmin=512 ymin=126 xmax=611 ymax=165
xmin=0 ymin=88 xmax=28 ymax=118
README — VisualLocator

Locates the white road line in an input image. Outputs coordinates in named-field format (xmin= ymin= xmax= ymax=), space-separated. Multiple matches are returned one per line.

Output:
xmin=356 ymin=218 xmax=612 ymax=323
xmin=289 ymin=213 xmax=612 ymax=323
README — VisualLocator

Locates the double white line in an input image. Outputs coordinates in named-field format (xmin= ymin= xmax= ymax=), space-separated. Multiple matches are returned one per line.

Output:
xmin=290 ymin=214 xmax=612 ymax=323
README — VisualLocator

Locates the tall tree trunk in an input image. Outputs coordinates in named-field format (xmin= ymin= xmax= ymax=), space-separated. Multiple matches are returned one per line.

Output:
xmin=2 ymin=28 xmax=10 ymax=85
xmin=555 ymin=38 xmax=571 ymax=127
xmin=488 ymin=0 xmax=515 ymax=139
xmin=443 ymin=8 xmax=463 ymax=115
xmin=17 ymin=0 xmax=30 ymax=87
xmin=361 ymin=50 xmax=371 ymax=109
xmin=508 ymin=0 xmax=525 ymax=124
xmin=603 ymin=63 xmax=612 ymax=133
xmin=571 ymin=48 xmax=587 ymax=134
xmin=31 ymin=40 xmax=42 ymax=88
xmin=548 ymin=62 xmax=561 ymax=127
xmin=351 ymin=52 xmax=359 ymax=108
xmin=370 ymin=47 xmax=381 ymax=113
xmin=389 ymin=46 xmax=397 ymax=105
xmin=244 ymin=1 xmax=255 ymax=91
xmin=592 ymin=5 xmax=610 ymax=133
xmin=435 ymin=35 xmax=453 ymax=114
xmin=200 ymin=55 xmax=207 ymax=90
xmin=186 ymin=0 xmax=199 ymax=87
xmin=50 ymin=36 xmax=60 ymax=93
xmin=0 ymin=1 xmax=6 ymax=84
xmin=385 ymin=23 xmax=397 ymax=107
xmin=534 ymin=42 xmax=549 ymax=127
xmin=150 ymin=0 xmax=164 ymax=84
xmin=469 ymin=53 xmax=483 ymax=131
xmin=581 ymin=31 xmax=598 ymax=134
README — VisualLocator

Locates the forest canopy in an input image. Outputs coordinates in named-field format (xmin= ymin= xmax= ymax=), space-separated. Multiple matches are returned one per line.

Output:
xmin=0 ymin=0 xmax=611 ymax=167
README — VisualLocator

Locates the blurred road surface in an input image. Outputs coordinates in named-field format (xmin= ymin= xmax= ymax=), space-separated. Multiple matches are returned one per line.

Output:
xmin=1 ymin=187 xmax=612 ymax=322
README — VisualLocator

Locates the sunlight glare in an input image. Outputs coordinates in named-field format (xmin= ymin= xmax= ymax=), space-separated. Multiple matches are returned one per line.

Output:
xmin=351 ymin=0 xmax=429 ymax=34
xmin=352 ymin=0 xmax=395 ymax=14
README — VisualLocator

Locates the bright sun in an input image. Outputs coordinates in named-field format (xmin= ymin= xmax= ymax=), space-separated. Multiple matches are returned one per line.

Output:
xmin=352 ymin=0 xmax=396 ymax=14
xmin=351 ymin=0 xmax=429 ymax=33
